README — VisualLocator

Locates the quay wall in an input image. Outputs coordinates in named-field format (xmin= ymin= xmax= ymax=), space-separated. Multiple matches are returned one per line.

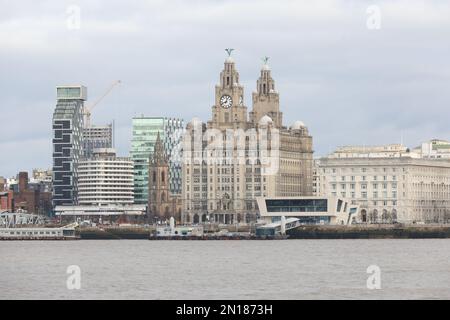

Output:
xmin=287 ymin=224 xmax=450 ymax=239
xmin=79 ymin=227 xmax=154 ymax=239
xmin=74 ymin=224 xmax=450 ymax=240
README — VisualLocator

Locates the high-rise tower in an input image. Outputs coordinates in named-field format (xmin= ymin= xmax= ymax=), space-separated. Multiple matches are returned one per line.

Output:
xmin=131 ymin=117 xmax=184 ymax=204
xmin=52 ymin=85 xmax=86 ymax=207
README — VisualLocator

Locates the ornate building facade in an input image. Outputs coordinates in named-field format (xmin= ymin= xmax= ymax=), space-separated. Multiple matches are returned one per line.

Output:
xmin=148 ymin=132 xmax=182 ymax=223
xmin=315 ymin=144 xmax=450 ymax=223
xmin=182 ymin=51 xmax=313 ymax=225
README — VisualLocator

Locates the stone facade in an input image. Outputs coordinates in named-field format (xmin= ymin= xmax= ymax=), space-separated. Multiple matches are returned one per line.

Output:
xmin=182 ymin=52 xmax=313 ymax=224
xmin=315 ymin=145 xmax=450 ymax=223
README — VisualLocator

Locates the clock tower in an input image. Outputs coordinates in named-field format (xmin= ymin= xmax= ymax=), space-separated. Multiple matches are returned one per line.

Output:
xmin=249 ymin=57 xmax=283 ymax=128
xmin=208 ymin=49 xmax=248 ymax=130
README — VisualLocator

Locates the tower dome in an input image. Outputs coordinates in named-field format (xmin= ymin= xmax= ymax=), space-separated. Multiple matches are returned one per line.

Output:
xmin=292 ymin=120 xmax=305 ymax=130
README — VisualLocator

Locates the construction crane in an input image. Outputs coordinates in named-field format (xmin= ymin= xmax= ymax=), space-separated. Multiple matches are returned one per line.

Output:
xmin=84 ymin=80 xmax=121 ymax=127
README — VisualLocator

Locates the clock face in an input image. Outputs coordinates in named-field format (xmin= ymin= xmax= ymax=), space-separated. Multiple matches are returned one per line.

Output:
xmin=239 ymin=96 xmax=243 ymax=106
xmin=220 ymin=95 xmax=233 ymax=109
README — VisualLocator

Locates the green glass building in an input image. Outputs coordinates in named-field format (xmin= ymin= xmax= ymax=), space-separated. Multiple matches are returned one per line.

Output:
xmin=131 ymin=117 xmax=184 ymax=204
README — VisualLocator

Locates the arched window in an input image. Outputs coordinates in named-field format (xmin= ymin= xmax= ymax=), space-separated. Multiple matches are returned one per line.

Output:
xmin=165 ymin=206 xmax=169 ymax=217
xmin=161 ymin=192 xmax=166 ymax=202
xmin=152 ymin=171 xmax=156 ymax=183
xmin=382 ymin=209 xmax=389 ymax=223
xmin=392 ymin=209 xmax=398 ymax=223
xmin=161 ymin=171 xmax=165 ymax=183
xmin=371 ymin=209 xmax=378 ymax=223
xmin=361 ymin=209 xmax=367 ymax=223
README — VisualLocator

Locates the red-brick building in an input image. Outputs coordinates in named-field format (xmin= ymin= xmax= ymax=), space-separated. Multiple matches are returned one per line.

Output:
xmin=0 ymin=190 xmax=14 ymax=211
xmin=12 ymin=172 xmax=52 ymax=215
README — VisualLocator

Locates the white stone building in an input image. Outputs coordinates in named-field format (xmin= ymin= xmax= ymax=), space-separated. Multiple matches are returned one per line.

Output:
xmin=315 ymin=144 xmax=450 ymax=224
xmin=78 ymin=148 xmax=134 ymax=205
xmin=181 ymin=52 xmax=313 ymax=225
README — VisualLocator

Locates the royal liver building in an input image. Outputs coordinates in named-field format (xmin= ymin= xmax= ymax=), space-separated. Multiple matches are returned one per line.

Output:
xmin=182 ymin=51 xmax=313 ymax=224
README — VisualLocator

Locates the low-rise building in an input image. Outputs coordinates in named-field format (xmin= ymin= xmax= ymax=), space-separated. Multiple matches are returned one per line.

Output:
xmin=11 ymin=171 xmax=52 ymax=215
xmin=0 ymin=191 xmax=14 ymax=212
xmin=256 ymin=196 xmax=359 ymax=225
xmin=54 ymin=204 xmax=147 ymax=224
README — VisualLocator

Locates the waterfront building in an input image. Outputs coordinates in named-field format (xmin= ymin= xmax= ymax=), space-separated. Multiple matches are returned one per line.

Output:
xmin=182 ymin=52 xmax=313 ymax=224
xmin=148 ymin=133 xmax=182 ymax=223
xmin=315 ymin=144 xmax=450 ymax=223
xmin=11 ymin=171 xmax=52 ymax=215
xmin=412 ymin=139 xmax=450 ymax=159
xmin=256 ymin=196 xmax=359 ymax=226
xmin=130 ymin=117 xmax=184 ymax=204
xmin=52 ymin=85 xmax=86 ymax=207
xmin=78 ymin=148 xmax=134 ymax=205
xmin=83 ymin=123 xmax=113 ymax=158
xmin=0 ymin=190 xmax=14 ymax=212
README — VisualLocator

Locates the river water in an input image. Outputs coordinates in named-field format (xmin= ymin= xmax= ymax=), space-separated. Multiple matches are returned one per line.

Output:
xmin=1 ymin=239 xmax=449 ymax=299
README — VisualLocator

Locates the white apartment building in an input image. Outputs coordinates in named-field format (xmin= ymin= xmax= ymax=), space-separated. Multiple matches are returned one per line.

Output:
xmin=315 ymin=144 xmax=450 ymax=224
xmin=78 ymin=148 xmax=134 ymax=205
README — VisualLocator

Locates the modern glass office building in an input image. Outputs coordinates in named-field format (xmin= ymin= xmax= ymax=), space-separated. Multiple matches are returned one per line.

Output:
xmin=52 ymin=85 xmax=86 ymax=207
xmin=130 ymin=117 xmax=184 ymax=204
xmin=256 ymin=196 xmax=360 ymax=225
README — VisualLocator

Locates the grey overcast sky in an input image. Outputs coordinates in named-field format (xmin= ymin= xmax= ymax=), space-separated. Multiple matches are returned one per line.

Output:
xmin=1 ymin=0 xmax=450 ymax=177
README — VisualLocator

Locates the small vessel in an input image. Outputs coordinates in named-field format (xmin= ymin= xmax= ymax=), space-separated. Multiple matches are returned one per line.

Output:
xmin=255 ymin=217 xmax=300 ymax=238
xmin=151 ymin=217 xmax=204 ymax=238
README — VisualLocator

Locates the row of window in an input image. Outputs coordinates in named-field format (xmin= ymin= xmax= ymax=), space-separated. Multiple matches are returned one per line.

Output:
xmin=325 ymin=167 xmax=403 ymax=173
xmin=328 ymin=175 xmax=399 ymax=182
xmin=331 ymin=183 xmax=397 ymax=190
xmin=332 ymin=191 xmax=397 ymax=199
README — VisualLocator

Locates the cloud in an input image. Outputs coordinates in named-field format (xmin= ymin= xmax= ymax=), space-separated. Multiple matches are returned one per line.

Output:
xmin=1 ymin=0 xmax=450 ymax=177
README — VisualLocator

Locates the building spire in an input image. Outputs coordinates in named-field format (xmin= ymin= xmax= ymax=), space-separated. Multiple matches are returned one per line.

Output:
xmin=257 ymin=56 xmax=275 ymax=94
xmin=152 ymin=131 xmax=167 ymax=165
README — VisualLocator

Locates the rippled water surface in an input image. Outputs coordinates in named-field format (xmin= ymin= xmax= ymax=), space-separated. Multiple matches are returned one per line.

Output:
xmin=1 ymin=239 xmax=449 ymax=299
